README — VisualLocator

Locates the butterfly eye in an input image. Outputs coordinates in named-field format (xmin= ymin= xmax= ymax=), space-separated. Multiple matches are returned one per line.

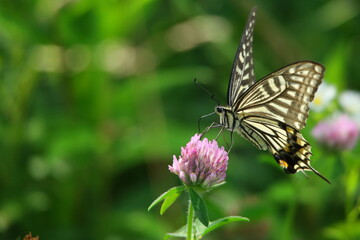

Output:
xmin=215 ymin=106 xmax=224 ymax=113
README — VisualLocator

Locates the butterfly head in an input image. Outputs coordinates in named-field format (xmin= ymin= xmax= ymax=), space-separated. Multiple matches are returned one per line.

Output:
xmin=215 ymin=106 xmax=237 ymax=130
xmin=215 ymin=106 xmax=224 ymax=114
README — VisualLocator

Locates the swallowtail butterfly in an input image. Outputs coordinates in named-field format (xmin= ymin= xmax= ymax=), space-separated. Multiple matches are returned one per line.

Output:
xmin=213 ymin=8 xmax=330 ymax=183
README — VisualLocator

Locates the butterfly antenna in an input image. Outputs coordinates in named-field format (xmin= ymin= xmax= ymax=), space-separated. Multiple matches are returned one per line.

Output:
xmin=194 ymin=78 xmax=220 ymax=106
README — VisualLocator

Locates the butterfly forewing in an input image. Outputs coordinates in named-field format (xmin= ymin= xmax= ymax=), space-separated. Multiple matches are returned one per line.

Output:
xmin=236 ymin=62 xmax=324 ymax=131
xmin=227 ymin=8 xmax=256 ymax=106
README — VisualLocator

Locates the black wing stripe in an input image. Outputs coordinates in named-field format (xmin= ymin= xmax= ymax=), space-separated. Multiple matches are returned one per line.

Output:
xmin=227 ymin=8 xmax=257 ymax=106
xmin=238 ymin=115 xmax=330 ymax=183
xmin=237 ymin=62 xmax=324 ymax=130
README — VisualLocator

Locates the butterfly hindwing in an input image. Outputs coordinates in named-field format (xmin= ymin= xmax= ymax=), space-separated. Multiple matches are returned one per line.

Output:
xmin=240 ymin=116 xmax=311 ymax=170
xmin=238 ymin=116 xmax=330 ymax=183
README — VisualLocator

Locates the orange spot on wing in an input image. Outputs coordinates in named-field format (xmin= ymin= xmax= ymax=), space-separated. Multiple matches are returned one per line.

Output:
xmin=279 ymin=160 xmax=288 ymax=169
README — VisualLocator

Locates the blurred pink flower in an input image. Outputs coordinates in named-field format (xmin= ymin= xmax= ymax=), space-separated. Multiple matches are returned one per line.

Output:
xmin=169 ymin=134 xmax=228 ymax=189
xmin=312 ymin=114 xmax=359 ymax=150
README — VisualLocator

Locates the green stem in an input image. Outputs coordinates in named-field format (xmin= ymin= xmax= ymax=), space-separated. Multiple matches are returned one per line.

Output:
xmin=187 ymin=200 xmax=194 ymax=240
xmin=281 ymin=198 xmax=296 ymax=240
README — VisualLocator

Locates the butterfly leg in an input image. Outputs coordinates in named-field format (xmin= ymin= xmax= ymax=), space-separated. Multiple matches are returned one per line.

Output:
xmin=200 ymin=122 xmax=222 ymax=138
xmin=220 ymin=129 xmax=235 ymax=152
xmin=227 ymin=130 xmax=235 ymax=152
xmin=198 ymin=112 xmax=216 ymax=133
xmin=215 ymin=127 xmax=224 ymax=140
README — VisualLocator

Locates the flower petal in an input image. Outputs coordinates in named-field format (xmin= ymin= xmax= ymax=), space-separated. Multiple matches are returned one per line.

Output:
xmin=169 ymin=134 xmax=229 ymax=189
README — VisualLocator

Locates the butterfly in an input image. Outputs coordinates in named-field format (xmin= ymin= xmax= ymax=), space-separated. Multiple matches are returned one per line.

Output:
xmin=213 ymin=8 xmax=330 ymax=183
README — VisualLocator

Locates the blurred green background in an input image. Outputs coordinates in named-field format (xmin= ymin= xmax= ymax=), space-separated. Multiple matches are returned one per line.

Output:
xmin=1 ymin=0 xmax=360 ymax=239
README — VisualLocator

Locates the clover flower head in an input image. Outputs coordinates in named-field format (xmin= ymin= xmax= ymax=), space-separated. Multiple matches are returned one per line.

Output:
xmin=169 ymin=134 xmax=228 ymax=189
xmin=310 ymin=82 xmax=336 ymax=112
xmin=312 ymin=114 xmax=359 ymax=150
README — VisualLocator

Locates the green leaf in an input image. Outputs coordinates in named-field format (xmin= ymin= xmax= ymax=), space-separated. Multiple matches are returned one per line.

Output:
xmin=200 ymin=216 xmax=249 ymax=237
xmin=189 ymin=188 xmax=209 ymax=226
xmin=148 ymin=186 xmax=185 ymax=214
xmin=160 ymin=189 xmax=183 ymax=215
xmin=164 ymin=225 xmax=187 ymax=240
xmin=164 ymin=216 xmax=249 ymax=239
